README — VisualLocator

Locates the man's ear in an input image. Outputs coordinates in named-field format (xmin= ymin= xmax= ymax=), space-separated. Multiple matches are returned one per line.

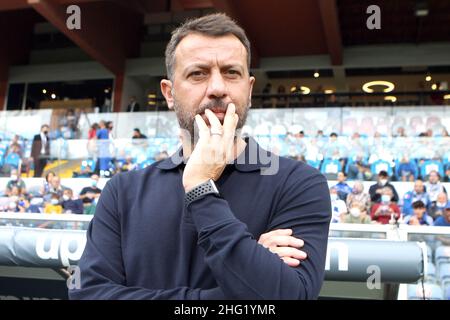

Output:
xmin=160 ymin=79 xmax=175 ymax=110
xmin=248 ymin=76 xmax=256 ymax=108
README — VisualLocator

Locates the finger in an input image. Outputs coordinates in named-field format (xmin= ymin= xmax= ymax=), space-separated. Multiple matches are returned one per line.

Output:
xmin=258 ymin=229 xmax=292 ymax=244
xmin=281 ymin=257 xmax=300 ymax=267
xmin=204 ymin=109 xmax=223 ymax=132
xmin=264 ymin=235 xmax=304 ymax=248
xmin=222 ymin=103 xmax=237 ymax=141
xmin=204 ymin=110 xmax=223 ymax=148
xmin=270 ymin=247 xmax=307 ymax=260
xmin=194 ymin=114 xmax=210 ymax=139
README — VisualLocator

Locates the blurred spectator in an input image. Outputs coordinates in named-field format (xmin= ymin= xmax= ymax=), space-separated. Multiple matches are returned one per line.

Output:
xmin=397 ymin=155 xmax=416 ymax=182
xmin=87 ymin=123 xmax=99 ymax=159
xmin=403 ymin=200 xmax=433 ymax=226
xmin=342 ymin=201 xmax=371 ymax=224
xmin=79 ymin=174 xmax=102 ymax=201
xmin=333 ymin=172 xmax=352 ymax=201
xmin=276 ymin=85 xmax=287 ymax=108
xmin=323 ymin=132 xmax=342 ymax=160
xmin=401 ymin=179 xmax=430 ymax=216
xmin=39 ymin=171 xmax=56 ymax=196
xmin=330 ymin=186 xmax=347 ymax=223
xmin=132 ymin=128 xmax=147 ymax=140
xmin=5 ymin=169 xmax=26 ymax=196
xmin=44 ymin=193 xmax=63 ymax=214
xmin=83 ymin=197 xmax=97 ymax=215
xmin=370 ymin=187 xmax=401 ymax=224
xmin=43 ymin=175 xmax=67 ymax=202
xmin=97 ymin=121 xmax=112 ymax=177
xmin=394 ymin=127 xmax=407 ymax=138
xmin=132 ymin=128 xmax=148 ymax=149
xmin=62 ymin=188 xmax=84 ymax=214
xmin=31 ymin=124 xmax=50 ymax=177
xmin=126 ymin=96 xmax=140 ymax=112
xmin=120 ymin=155 xmax=138 ymax=172
xmin=433 ymin=202 xmax=450 ymax=227
xmin=17 ymin=197 xmax=41 ymax=213
xmin=346 ymin=181 xmax=371 ymax=212
xmin=3 ymin=143 xmax=22 ymax=174
xmin=425 ymin=171 xmax=447 ymax=203
xmin=347 ymin=155 xmax=371 ymax=180
xmin=262 ymin=83 xmax=272 ymax=108
xmin=369 ymin=170 xmax=399 ymax=203
xmin=428 ymin=192 xmax=448 ymax=219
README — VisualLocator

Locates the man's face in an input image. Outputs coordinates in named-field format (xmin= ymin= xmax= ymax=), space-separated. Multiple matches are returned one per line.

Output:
xmin=429 ymin=172 xmax=438 ymax=184
xmin=414 ymin=180 xmax=424 ymax=193
xmin=337 ymin=172 xmax=345 ymax=183
xmin=414 ymin=207 xmax=425 ymax=219
xmin=51 ymin=177 xmax=60 ymax=188
xmin=161 ymin=33 xmax=255 ymax=140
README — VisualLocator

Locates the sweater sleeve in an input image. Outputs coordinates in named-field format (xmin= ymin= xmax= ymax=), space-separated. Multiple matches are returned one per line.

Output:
xmin=186 ymin=167 xmax=331 ymax=300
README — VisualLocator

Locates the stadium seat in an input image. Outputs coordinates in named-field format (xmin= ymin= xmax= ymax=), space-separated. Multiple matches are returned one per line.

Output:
xmin=425 ymin=262 xmax=437 ymax=283
xmin=420 ymin=160 xmax=445 ymax=180
xmin=438 ymin=263 xmax=450 ymax=287
xmin=306 ymin=159 xmax=321 ymax=169
xmin=407 ymin=283 xmax=443 ymax=300
xmin=435 ymin=246 xmax=450 ymax=266
xmin=370 ymin=159 xmax=393 ymax=177
xmin=394 ymin=159 xmax=419 ymax=181
xmin=320 ymin=159 xmax=342 ymax=180
xmin=81 ymin=159 xmax=96 ymax=173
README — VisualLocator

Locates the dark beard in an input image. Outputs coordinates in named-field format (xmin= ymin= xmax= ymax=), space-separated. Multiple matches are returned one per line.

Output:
xmin=172 ymin=98 xmax=250 ymax=145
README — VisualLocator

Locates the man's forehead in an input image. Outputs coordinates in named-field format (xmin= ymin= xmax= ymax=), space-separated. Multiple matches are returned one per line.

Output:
xmin=175 ymin=33 xmax=247 ymax=67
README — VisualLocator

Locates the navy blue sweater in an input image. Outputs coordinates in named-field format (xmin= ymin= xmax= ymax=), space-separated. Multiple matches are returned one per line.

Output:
xmin=69 ymin=137 xmax=331 ymax=300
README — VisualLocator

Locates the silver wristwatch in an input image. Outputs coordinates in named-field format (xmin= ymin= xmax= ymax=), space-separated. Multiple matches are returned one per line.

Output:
xmin=185 ymin=179 xmax=220 ymax=207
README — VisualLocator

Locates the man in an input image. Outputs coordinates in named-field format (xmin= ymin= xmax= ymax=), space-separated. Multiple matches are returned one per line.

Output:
xmin=96 ymin=121 xmax=112 ymax=177
xmin=70 ymin=14 xmax=331 ymax=300
xmin=329 ymin=186 xmax=348 ymax=223
xmin=425 ymin=170 xmax=447 ymax=203
xmin=79 ymin=174 xmax=102 ymax=201
xmin=429 ymin=192 xmax=448 ymax=219
xmin=369 ymin=170 xmax=399 ymax=203
xmin=401 ymin=179 xmax=430 ymax=216
xmin=4 ymin=169 xmax=26 ymax=196
xmin=61 ymin=188 xmax=84 ymax=214
xmin=434 ymin=202 xmax=450 ymax=227
xmin=43 ymin=175 xmax=67 ymax=202
xmin=31 ymin=124 xmax=50 ymax=177
xmin=126 ymin=96 xmax=140 ymax=112
xmin=333 ymin=172 xmax=352 ymax=201
xmin=403 ymin=200 xmax=433 ymax=226
xmin=370 ymin=187 xmax=401 ymax=224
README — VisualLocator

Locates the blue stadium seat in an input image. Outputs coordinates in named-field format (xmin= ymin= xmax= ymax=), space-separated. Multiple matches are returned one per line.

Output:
xmin=420 ymin=160 xmax=444 ymax=179
xmin=4 ymin=152 xmax=21 ymax=169
xmin=81 ymin=159 xmax=96 ymax=172
xmin=439 ymin=263 xmax=450 ymax=286
xmin=435 ymin=246 xmax=450 ymax=266
xmin=320 ymin=159 xmax=342 ymax=180
xmin=394 ymin=159 xmax=419 ymax=180
xmin=307 ymin=159 xmax=321 ymax=169
xmin=425 ymin=262 xmax=437 ymax=283
xmin=407 ymin=283 xmax=443 ymax=300
xmin=370 ymin=159 xmax=393 ymax=176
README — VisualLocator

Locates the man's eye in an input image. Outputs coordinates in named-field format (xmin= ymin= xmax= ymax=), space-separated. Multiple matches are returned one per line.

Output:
xmin=189 ymin=71 xmax=206 ymax=78
xmin=227 ymin=70 xmax=240 ymax=75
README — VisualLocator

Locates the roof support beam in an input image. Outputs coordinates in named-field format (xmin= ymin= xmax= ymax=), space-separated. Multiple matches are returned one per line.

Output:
xmin=318 ymin=0 xmax=343 ymax=65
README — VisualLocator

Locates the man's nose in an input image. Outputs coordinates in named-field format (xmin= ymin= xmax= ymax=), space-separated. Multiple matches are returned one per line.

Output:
xmin=206 ymin=71 xmax=227 ymax=99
